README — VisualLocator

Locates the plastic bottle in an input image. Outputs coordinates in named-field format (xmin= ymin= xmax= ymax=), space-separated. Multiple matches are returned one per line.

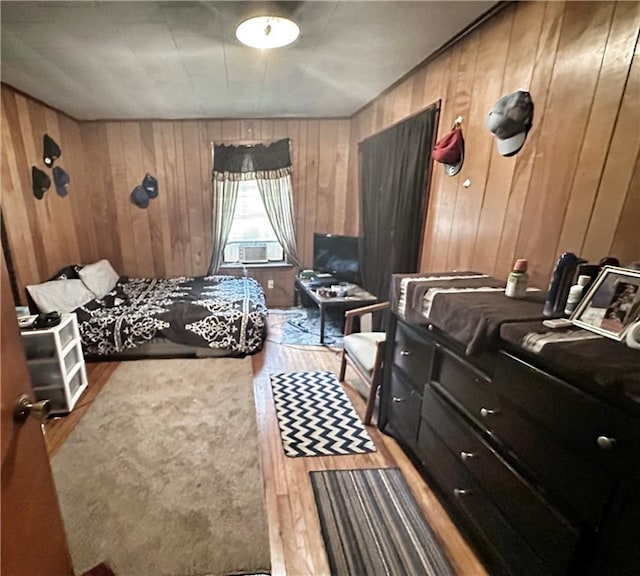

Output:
xmin=563 ymin=275 xmax=590 ymax=316
xmin=543 ymin=252 xmax=585 ymax=317
xmin=505 ymin=259 xmax=529 ymax=298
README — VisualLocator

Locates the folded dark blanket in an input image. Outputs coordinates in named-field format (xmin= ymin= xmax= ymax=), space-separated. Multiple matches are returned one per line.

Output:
xmin=391 ymin=271 xmax=496 ymax=325
xmin=500 ymin=321 xmax=640 ymax=414
xmin=428 ymin=290 xmax=546 ymax=356
xmin=391 ymin=272 xmax=545 ymax=355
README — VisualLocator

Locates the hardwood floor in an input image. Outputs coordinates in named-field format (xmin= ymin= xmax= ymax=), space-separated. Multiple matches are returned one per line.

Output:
xmin=44 ymin=361 xmax=119 ymax=457
xmin=44 ymin=312 xmax=487 ymax=576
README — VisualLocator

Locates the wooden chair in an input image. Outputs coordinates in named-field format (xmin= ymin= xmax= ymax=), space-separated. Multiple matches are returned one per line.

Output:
xmin=338 ymin=301 xmax=390 ymax=425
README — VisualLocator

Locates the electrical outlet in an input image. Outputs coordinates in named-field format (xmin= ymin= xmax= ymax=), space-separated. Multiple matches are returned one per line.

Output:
xmin=267 ymin=279 xmax=274 ymax=290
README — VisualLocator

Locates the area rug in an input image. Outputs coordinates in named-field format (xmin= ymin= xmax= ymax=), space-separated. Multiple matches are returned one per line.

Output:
xmin=269 ymin=371 xmax=376 ymax=457
xmin=51 ymin=358 xmax=270 ymax=576
xmin=280 ymin=307 xmax=344 ymax=347
xmin=310 ymin=468 xmax=456 ymax=576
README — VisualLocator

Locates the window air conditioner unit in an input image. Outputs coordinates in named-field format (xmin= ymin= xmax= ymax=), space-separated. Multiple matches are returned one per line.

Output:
xmin=239 ymin=243 xmax=268 ymax=263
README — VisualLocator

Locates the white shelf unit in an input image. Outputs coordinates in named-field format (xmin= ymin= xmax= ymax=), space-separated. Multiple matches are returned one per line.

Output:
xmin=21 ymin=313 xmax=88 ymax=415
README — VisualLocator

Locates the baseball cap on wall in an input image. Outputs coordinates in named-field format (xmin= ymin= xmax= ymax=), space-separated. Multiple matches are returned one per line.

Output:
xmin=43 ymin=134 xmax=62 ymax=167
xmin=142 ymin=173 xmax=158 ymax=199
xmin=32 ymin=166 xmax=51 ymax=199
xmin=486 ymin=90 xmax=534 ymax=157
xmin=52 ymin=166 xmax=70 ymax=196
xmin=130 ymin=185 xmax=150 ymax=208
xmin=432 ymin=127 xmax=465 ymax=176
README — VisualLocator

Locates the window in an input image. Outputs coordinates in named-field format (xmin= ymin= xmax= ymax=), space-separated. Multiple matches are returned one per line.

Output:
xmin=223 ymin=180 xmax=285 ymax=264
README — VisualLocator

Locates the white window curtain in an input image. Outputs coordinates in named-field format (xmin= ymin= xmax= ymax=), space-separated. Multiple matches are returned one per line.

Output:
xmin=208 ymin=176 xmax=239 ymax=274
xmin=256 ymin=173 xmax=302 ymax=269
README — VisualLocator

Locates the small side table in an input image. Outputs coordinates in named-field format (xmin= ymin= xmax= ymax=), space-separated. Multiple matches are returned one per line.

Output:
xmin=293 ymin=277 xmax=378 ymax=344
xmin=20 ymin=313 xmax=88 ymax=415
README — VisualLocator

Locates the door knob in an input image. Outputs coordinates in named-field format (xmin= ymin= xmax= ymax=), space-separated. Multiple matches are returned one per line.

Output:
xmin=596 ymin=435 xmax=617 ymax=451
xmin=460 ymin=451 xmax=477 ymax=461
xmin=13 ymin=394 xmax=51 ymax=423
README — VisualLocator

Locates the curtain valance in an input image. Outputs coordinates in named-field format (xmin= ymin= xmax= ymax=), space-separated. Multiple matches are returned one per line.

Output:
xmin=213 ymin=138 xmax=291 ymax=178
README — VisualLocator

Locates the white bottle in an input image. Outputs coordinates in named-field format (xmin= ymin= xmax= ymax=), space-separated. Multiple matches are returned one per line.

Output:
xmin=564 ymin=275 xmax=590 ymax=316
xmin=505 ymin=259 xmax=529 ymax=298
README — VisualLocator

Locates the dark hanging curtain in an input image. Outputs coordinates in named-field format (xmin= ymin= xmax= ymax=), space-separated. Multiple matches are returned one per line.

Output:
xmin=1 ymin=210 xmax=21 ymax=305
xmin=358 ymin=104 xmax=439 ymax=307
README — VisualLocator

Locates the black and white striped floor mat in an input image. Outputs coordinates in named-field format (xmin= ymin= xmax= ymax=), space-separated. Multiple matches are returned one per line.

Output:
xmin=311 ymin=468 xmax=456 ymax=576
xmin=269 ymin=371 xmax=376 ymax=457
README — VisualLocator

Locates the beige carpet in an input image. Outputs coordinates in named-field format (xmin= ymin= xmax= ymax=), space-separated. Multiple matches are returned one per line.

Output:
xmin=51 ymin=358 xmax=270 ymax=576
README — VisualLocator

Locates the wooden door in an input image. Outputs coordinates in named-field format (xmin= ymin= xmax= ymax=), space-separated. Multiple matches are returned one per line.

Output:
xmin=1 ymin=250 xmax=74 ymax=576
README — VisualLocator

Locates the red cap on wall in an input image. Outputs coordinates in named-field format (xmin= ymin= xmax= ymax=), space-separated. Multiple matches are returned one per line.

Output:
xmin=432 ymin=128 xmax=464 ymax=176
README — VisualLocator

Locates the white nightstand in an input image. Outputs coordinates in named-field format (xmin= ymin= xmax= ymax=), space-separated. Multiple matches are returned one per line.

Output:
xmin=20 ymin=313 xmax=88 ymax=415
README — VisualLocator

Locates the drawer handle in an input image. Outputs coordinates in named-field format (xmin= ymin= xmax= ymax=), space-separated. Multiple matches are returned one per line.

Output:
xmin=392 ymin=396 xmax=407 ymax=403
xmin=460 ymin=451 xmax=477 ymax=461
xmin=596 ymin=436 xmax=617 ymax=451
xmin=453 ymin=488 xmax=471 ymax=497
xmin=480 ymin=407 xmax=501 ymax=418
xmin=399 ymin=350 xmax=412 ymax=357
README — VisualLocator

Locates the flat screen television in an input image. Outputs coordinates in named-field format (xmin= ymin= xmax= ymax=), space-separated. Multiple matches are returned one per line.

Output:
xmin=313 ymin=233 xmax=361 ymax=285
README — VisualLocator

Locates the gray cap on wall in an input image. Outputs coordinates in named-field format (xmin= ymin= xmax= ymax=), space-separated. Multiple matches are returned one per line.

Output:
xmin=486 ymin=90 xmax=534 ymax=157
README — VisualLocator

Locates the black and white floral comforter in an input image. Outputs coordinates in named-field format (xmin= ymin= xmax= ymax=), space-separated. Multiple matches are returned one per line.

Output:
xmin=75 ymin=275 xmax=267 ymax=356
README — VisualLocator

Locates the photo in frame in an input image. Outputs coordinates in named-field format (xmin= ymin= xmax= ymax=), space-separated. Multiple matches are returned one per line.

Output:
xmin=570 ymin=266 xmax=640 ymax=341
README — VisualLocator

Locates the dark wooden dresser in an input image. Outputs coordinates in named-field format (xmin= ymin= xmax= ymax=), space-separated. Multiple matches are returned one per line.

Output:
xmin=379 ymin=313 xmax=640 ymax=575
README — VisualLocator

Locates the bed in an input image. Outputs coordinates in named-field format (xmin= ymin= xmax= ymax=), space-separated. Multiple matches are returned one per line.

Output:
xmin=26 ymin=261 xmax=268 ymax=359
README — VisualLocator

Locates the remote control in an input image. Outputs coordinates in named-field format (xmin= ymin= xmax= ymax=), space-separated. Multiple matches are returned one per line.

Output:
xmin=542 ymin=318 xmax=573 ymax=329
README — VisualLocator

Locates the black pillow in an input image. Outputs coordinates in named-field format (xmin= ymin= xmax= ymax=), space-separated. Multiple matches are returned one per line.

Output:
xmin=49 ymin=264 xmax=83 ymax=281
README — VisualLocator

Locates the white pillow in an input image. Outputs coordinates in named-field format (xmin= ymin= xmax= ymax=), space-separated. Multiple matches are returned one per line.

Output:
xmin=27 ymin=279 xmax=95 ymax=314
xmin=79 ymin=259 xmax=120 ymax=299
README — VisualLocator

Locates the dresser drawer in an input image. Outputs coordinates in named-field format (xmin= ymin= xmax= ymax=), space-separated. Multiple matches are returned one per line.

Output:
xmin=434 ymin=348 xmax=502 ymax=427
xmin=495 ymin=352 xmax=640 ymax=472
xmin=422 ymin=386 xmax=580 ymax=574
xmin=386 ymin=366 xmax=423 ymax=445
xmin=484 ymin=393 xmax=614 ymax=529
xmin=417 ymin=419 xmax=549 ymax=576
xmin=393 ymin=321 xmax=435 ymax=389
xmin=434 ymin=350 xmax=616 ymax=529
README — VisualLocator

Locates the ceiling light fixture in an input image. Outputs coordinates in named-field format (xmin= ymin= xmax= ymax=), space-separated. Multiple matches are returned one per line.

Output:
xmin=236 ymin=16 xmax=300 ymax=49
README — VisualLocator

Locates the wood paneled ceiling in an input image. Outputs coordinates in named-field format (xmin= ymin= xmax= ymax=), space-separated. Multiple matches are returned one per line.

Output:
xmin=0 ymin=1 xmax=496 ymax=120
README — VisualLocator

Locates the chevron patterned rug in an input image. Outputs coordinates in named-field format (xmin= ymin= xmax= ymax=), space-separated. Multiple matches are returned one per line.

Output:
xmin=269 ymin=371 xmax=376 ymax=457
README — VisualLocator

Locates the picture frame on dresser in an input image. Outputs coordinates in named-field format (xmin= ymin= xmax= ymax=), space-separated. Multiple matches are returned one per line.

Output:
xmin=571 ymin=266 xmax=640 ymax=341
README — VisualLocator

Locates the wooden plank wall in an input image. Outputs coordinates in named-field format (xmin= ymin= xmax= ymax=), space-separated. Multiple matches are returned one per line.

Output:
xmin=3 ymin=1 xmax=638 ymax=305
xmin=1 ymin=85 xmax=351 ymax=307
xmin=349 ymin=0 xmax=640 ymax=288
xmin=1 ymin=88 xmax=95 ymax=302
